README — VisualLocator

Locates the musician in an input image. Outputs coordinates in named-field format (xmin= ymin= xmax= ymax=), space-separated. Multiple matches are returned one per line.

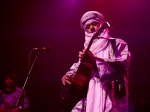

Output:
xmin=61 ymin=11 xmax=133 ymax=112
xmin=0 ymin=72 xmax=29 ymax=112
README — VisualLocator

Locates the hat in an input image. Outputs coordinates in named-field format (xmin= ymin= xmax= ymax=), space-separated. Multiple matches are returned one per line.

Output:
xmin=80 ymin=11 xmax=105 ymax=30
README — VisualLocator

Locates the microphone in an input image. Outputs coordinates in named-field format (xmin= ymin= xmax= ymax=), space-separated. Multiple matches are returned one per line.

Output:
xmin=33 ymin=47 xmax=50 ymax=51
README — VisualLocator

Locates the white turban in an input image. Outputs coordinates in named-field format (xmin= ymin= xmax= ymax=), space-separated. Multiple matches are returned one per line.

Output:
xmin=80 ymin=11 xmax=105 ymax=30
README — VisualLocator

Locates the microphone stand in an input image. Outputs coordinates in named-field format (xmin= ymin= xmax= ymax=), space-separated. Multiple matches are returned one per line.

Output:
xmin=16 ymin=50 xmax=40 ymax=111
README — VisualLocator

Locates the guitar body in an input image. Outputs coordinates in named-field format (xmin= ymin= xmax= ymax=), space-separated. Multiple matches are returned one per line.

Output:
xmin=61 ymin=51 xmax=96 ymax=112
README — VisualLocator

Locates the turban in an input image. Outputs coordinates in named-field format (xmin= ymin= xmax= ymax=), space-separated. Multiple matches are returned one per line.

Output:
xmin=80 ymin=11 xmax=105 ymax=30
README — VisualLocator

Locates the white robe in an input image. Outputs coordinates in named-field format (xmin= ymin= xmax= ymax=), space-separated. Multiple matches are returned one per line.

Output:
xmin=67 ymin=30 xmax=129 ymax=112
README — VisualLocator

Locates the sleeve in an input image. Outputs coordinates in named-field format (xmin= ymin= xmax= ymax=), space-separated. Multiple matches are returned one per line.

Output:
xmin=114 ymin=38 xmax=129 ymax=62
xmin=96 ymin=39 xmax=130 ymax=82
xmin=66 ymin=60 xmax=81 ymax=77
xmin=61 ymin=61 xmax=80 ymax=99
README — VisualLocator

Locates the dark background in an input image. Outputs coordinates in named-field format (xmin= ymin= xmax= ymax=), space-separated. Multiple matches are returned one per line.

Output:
xmin=1 ymin=0 xmax=150 ymax=111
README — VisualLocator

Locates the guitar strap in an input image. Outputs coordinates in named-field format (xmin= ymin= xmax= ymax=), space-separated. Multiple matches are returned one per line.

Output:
xmin=110 ymin=38 xmax=117 ymax=54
